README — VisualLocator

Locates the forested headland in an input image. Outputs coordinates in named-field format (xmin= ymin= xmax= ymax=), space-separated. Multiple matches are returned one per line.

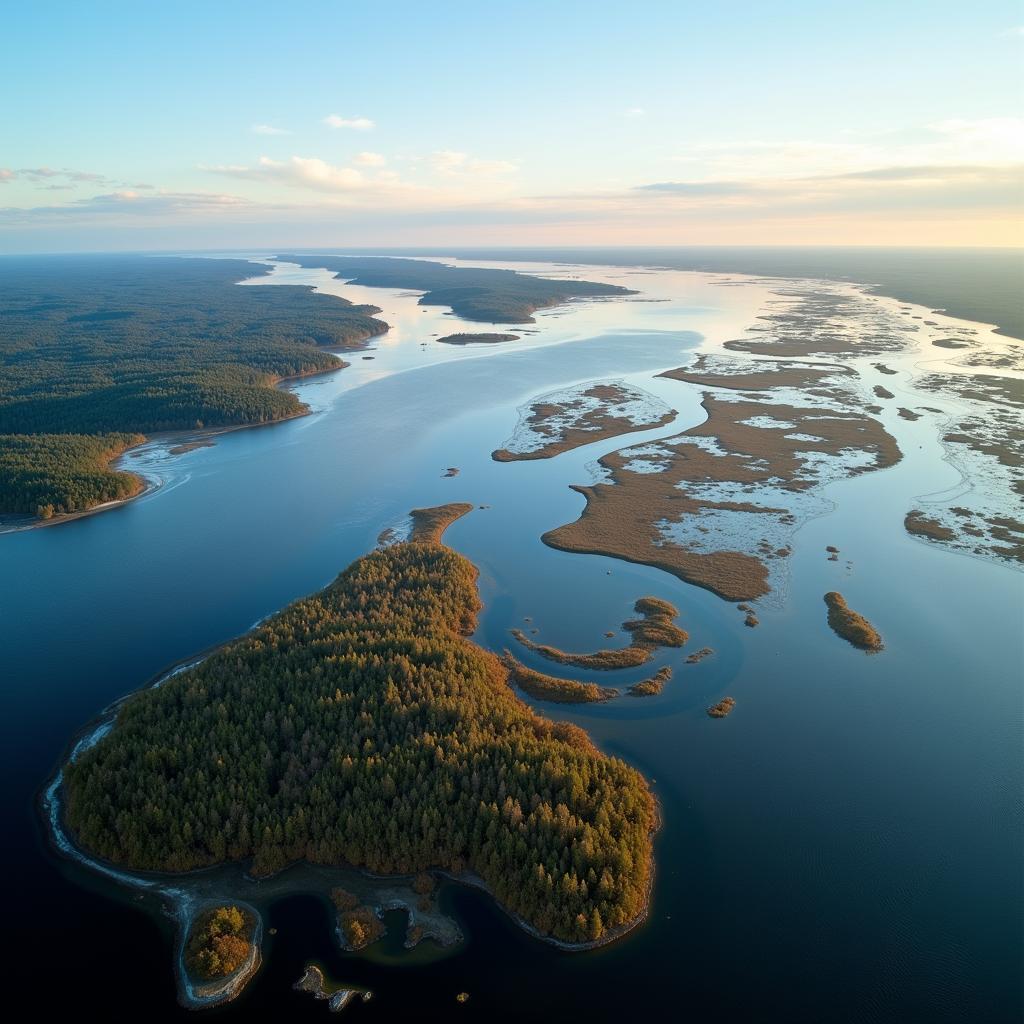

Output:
xmin=277 ymin=254 xmax=634 ymax=323
xmin=0 ymin=255 xmax=388 ymax=518
xmin=0 ymin=432 xmax=146 ymax=516
xmin=63 ymin=506 xmax=656 ymax=945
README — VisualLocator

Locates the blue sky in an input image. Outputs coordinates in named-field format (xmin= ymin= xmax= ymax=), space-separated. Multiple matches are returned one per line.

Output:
xmin=1 ymin=0 xmax=1021 ymax=251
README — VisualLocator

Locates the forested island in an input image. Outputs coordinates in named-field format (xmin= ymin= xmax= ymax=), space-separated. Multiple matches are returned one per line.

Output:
xmin=0 ymin=255 xmax=387 ymax=518
xmin=277 ymin=254 xmax=634 ymax=323
xmin=62 ymin=504 xmax=656 ymax=946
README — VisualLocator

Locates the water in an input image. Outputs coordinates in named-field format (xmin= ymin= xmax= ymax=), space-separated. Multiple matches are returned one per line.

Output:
xmin=2 ymin=257 xmax=1021 ymax=1022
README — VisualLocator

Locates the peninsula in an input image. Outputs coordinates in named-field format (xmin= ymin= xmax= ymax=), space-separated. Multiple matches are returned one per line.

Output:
xmin=276 ymin=254 xmax=635 ymax=323
xmin=62 ymin=504 xmax=656 ymax=946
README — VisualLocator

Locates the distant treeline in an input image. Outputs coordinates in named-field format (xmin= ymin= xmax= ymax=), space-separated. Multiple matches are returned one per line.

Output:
xmin=64 ymin=536 xmax=656 ymax=944
xmin=0 ymin=256 xmax=388 ymax=517
xmin=278 ymin=254 xmax=634 ymax=323
xmin=354 ymin=246 xmax=1024 ymax=341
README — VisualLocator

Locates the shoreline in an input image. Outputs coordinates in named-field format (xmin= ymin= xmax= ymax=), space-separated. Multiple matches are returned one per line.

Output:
xmin=39 ymin=527 xmax=660 ymax=998
xmin=174 ymin=900 xmax=263 ymax=1010
xmin=0 ymin=337 xmax=384 ymax=535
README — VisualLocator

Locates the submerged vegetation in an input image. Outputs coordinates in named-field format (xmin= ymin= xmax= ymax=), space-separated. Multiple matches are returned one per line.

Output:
xmin=63 ymin=507 xmax=655 ymax=944
xmin=824 ymin=592 xmax=884 ymax=651
xmin=0 ymin=256 xmax=387 ymax=516
xmin=184 ymin=906 xmax=255 ymax=981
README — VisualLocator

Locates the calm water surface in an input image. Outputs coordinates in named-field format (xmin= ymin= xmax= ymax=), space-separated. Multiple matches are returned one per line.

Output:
xmin=2 ymin=257 xmax=1021 ymax=1022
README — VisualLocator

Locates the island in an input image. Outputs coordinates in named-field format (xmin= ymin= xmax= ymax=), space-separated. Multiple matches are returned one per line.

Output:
xmin=706 ymin=697 xmax=736 ymax=718
xmin=437 ymin=332 xmax=519 ymax=345
xmin=502 ymin=652 xmax=619 ymax=703
xmin=823 ymin=592 xmax=884 ymax=651
xmin=294 ymin=965 xmax=372 ymax=1013
xmin=60 ymin=502 xmax=656 ymax=966
xmin=542 ymin=391 xmax=900 ymax=602
xmin=628 ymin=667 xmax=673 ymax=696
xmin=492 ymin=382 xmax=675 ymax=462
xmin=510 ymin=595 xmax=687 ymax=669
xmin=183 ymin=904 xmax=260 ymax=1004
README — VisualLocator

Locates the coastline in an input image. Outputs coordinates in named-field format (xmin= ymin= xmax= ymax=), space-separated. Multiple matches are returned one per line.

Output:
xmin=40 ymin=526 xmax=660 ymax=999
xmin=0 ymin=338 xmax=383 ymax=536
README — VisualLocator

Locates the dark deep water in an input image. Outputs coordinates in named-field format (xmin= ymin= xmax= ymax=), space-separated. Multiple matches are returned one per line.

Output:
xmin=3 ymin=256 xmax=1022 ymax=1023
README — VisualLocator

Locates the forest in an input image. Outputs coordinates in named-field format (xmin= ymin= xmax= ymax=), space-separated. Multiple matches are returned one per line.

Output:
xmin=0 ymin=432 xmax=146 ymax=517
xmin=64 ymin=527 xmax=656 ymax=945
xmin=184 ymin=905 xmax=255 ymax=981
xmin=277 ymin=254 xmax=634 ymax=323
xmin=0 ymin=255 xmax=388 ymax=515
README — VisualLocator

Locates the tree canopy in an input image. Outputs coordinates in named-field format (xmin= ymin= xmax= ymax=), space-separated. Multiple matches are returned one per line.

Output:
xmin=0 ymin=255 xmax=387 ymax=515
xmin=64 ymin=529 xmax=656 ymax=944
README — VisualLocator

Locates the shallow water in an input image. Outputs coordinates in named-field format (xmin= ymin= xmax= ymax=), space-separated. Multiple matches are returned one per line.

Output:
xmin=3 ymin=256 xmax=1021 ymax=1022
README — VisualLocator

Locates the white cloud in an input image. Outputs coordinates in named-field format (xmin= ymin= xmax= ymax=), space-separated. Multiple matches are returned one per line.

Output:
xmin=670 ymin=118 xmax=1024 ymax=181
xmin=324 ymin=114 xmax=374 ymax=130
xmin=1001 ymin=25 xmax=1024 ymax=37
xmin=207 ymin=155 xmax=367 ymax=193
xmin=431 ymin=150 xmax=467 ymax=173
xmin=625 ymin=107 xmax=646 ymax=118
xmin=2 ymin=166 xmax=111 ymax=186
xmin=353 ymin=151 xmax=386 ymax=167
xmin=0 ymin=190 xmax=249 ymax=223
xmin=430 ymin=150 xmax=517 ymax=177
xmin=929 ymin=117 xmax=1024 ymax=160
xmin=252 ymin=123 xmax=289 ymax=136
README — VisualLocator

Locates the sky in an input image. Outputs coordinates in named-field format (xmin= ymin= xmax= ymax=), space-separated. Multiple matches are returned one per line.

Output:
xmin=1 ymin=0 xmax=1022 ymax=252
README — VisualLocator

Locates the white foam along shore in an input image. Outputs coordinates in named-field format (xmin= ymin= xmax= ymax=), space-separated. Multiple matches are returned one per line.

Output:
xmin=41 ymin=645 xmax=269 ymax=1009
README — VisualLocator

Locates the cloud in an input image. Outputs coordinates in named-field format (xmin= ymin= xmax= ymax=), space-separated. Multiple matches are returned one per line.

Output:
xmin=929 ymin=117 xmax=1024 ymax=160
xmin=0 ymin=189 xmax=250 ymax=224
xmin=8 ymin=166 xmax=111 ymax=185
xmin=1002 ymin=25 xmax=1024 ymax=37
xmin=0 ymin=169 xmax=14 ymax=183
xmin=261 ymin=156 xmax=365 ymax=191
xmin=670 ymin=118 xmax=1024 ymax=181
xmin=430 ymin=150 xmax=517 ymax=177
xmin=632 ymin=162 xmax=1024 ymax=215
xmin=324 ymin=114 xmax=374 ymax=130
xmin=625 ymin=107 xmax=646 ymax=118
xmin=353 ymin=151 xmax=386 ymax=167
xmin=637 ymin=180 xmax=756 ymax=196
xmin=252 ymin=123 xmax=289 ymax=136
xmin=207 ymin=155 xmax=367 ymax=193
